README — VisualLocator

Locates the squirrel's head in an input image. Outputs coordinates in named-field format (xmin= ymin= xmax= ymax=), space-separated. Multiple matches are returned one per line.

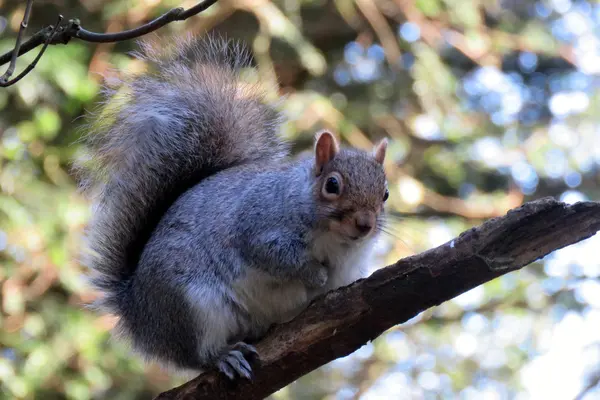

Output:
xmin=312 ymin=131 xmax=388 ymax=243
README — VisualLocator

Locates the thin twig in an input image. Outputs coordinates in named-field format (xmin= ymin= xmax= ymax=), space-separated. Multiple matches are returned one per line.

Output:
xmin=575 ymin=371 xmax=600 ymax=400
xmin=0 ymin=0 xmax=219 ymax=86
xmin=355 ymin=0 xmax=402 ymax=67
xmin=0 ymin=16 xmax=63 ymax=87
xmin=75 ymin=0 xmax=218 ymax=43
xmin=0 ymin=0 xmax=35 ymax=83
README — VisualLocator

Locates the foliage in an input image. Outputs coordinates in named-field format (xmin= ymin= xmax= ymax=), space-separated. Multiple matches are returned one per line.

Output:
xmin=1 ymin=0 xmax=599 ymax=398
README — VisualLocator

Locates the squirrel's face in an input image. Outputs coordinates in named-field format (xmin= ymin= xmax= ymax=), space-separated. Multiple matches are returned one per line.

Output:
xmin=312 ymin=131 xmax=388 ymax=243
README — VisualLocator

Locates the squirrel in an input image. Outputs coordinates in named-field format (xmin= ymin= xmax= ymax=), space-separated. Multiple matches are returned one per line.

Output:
xmin=78 ymin=35 xmax=389 ymax=380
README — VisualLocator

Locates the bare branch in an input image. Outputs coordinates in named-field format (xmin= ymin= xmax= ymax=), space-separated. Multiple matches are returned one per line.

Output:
xmin=355 ymin=0 xmax=402 ymax=67
xmin=75 ymin=0 xmax=218 ymax=43
xmin=0 ymin=0 xmax=35 ymax=83
xmin=0 ymin=0 xmax=219 ymax=86
xmin=154 ymin=198 xmax=600 ymax=400
xmin=575 ymin=370 xmax=600 ymax=400
xmin=0 ymin=15 xmax=63 ymax=87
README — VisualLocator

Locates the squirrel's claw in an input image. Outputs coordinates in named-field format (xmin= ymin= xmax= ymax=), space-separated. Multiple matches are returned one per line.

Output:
xmin=233 ymin=342 xmax=259 ymax=359
xmin=218 ymin=350 xmax=252 ymax=380
xmin=216 ymin=342 xmax=258 ymax=380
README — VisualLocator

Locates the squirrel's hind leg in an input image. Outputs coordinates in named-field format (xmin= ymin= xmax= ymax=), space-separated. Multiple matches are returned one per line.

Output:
xmin=187 ymin=285 xmax=259 ymax=380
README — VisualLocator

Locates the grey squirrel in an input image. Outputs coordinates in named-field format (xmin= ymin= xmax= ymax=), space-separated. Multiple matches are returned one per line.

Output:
xmin=78 ymin=35 xmax=389 ymax=380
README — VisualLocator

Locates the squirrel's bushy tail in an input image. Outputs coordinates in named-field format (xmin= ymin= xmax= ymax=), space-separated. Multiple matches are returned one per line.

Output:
xmin=77 ymin=35 xmax=288 ymax=315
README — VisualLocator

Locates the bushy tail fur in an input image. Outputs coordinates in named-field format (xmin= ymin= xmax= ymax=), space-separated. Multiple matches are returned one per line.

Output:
xmin=77 ymin=35 xmax=288 ymax=315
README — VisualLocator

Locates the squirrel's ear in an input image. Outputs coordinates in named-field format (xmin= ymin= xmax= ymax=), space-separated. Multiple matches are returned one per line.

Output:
xmin=373 ymin=138 xmax=388 ymax=165
xmin=314 ymin=131 xmax=339 ymax=175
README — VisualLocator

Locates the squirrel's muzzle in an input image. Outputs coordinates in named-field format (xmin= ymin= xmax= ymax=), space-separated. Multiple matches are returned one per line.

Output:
xmin=353 ymin=211 xmax=376 ymax=237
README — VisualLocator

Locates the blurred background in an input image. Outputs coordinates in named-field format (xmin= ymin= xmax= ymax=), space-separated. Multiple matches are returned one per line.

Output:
xmin=1 ymin=0 xmax=600 ymax=398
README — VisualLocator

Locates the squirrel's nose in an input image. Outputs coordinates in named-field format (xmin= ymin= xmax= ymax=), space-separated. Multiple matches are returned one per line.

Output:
xmin=354 ymin=213 xmax=375 ymax=235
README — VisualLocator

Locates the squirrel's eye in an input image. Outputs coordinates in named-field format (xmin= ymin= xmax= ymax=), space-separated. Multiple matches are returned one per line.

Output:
xmin=322 ymin=172 xmax=343 ymax=200
xmin=325 ymin=177 xmax=340 ymax=194
xmin=383 ymin=189 xmax=389 ymax=202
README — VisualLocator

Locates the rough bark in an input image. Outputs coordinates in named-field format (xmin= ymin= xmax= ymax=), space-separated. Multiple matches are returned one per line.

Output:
xmin=155 ymin=197 xmax=600 ymax=400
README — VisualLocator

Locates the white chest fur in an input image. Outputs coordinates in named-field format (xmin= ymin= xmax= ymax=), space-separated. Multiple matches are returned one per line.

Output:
xmin=310 ymin=232 xmax=375 ymax=293
xmin=223 ymin=232 xmax=377 ymax=342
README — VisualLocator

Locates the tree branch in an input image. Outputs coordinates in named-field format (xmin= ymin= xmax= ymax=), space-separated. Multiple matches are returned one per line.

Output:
xmin=75 ymin=0 xmax=219 ymax=43
xmin=155 ymin=197 xmax=600 ymax=400
xmin=0 ymin=0 xmax=219 ymax=86
xmin=0 ymin=15 xmax=63 ymax=87
xmin=575 ymin=370 xmax=600 ymax=400
xmin=0 ymin=0 xmax=35 ymax=83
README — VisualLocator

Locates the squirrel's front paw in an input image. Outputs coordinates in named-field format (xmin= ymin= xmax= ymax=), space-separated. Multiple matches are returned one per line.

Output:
xmin=303 ymin=263 xmax=329 ymax=289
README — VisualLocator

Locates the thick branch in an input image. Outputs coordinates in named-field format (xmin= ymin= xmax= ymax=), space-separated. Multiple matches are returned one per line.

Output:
xmin=155 ymin=197 xmax=600 ymax=400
